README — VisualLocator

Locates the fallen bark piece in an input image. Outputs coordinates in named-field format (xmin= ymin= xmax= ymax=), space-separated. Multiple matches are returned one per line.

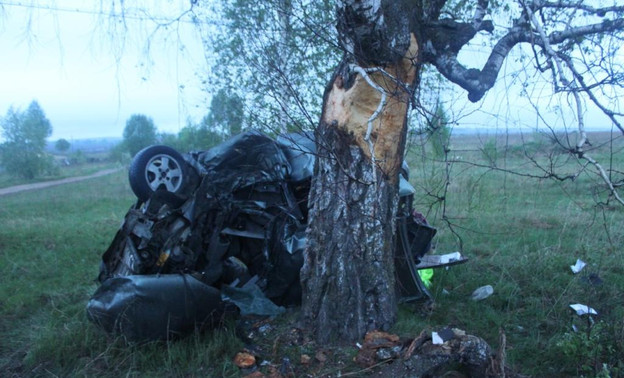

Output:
xmin=234 ymin=352 xmax=257 ymax=369
xmin=355 ymin=330 xmax=402 ymax=367
xmin=364 ymin=330 xmax=400 ymax=343
xmin=300 ymin=354 xmax=311 ymax=364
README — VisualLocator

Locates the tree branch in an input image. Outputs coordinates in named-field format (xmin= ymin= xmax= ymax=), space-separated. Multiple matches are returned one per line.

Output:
xmin=421 ymin=17 xmax=624 ymax=102
xmin=531 ymin=1 xmax=624 ymax=16
xmin=524 ymin=3 xmax=624 ymax=206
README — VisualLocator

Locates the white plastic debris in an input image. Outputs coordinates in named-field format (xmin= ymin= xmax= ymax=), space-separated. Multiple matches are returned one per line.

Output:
xmin=471 ymin=285 xmax=494 ymax=301
xmin=570 ymin=259 xmax=586 ymax=274
xmin=570 ymin=303 xmax=598 ymax=316
xmin=431 ymin=332 xmax=444 ymax=345
xmin=439 ymin=252 xmax=462 ymax=264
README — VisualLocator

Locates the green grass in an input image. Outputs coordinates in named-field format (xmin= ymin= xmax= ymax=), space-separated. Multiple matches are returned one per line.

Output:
xmin=0 ymin=171 xmax=243 ymax=377
xmin=0 ymin=131 xmax=623 ymax=376
xmin=400 ymin=131 xmax=624 ymax=376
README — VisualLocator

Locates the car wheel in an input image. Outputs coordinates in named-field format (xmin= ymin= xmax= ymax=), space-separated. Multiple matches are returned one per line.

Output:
xmin=129 ymin=145 xmax=187 ymax=201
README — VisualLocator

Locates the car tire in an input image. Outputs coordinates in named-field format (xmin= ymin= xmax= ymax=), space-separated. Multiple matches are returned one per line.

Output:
xmin=129 ymin=145 xmax=188 ymax=201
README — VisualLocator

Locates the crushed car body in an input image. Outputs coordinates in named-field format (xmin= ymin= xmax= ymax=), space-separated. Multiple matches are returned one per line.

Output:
xmin=87 ymin=131 xmax=439 ymax=341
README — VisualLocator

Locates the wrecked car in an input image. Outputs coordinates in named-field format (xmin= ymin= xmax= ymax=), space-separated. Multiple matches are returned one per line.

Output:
xmin=87 ymin=131 xmax=440 ymax=341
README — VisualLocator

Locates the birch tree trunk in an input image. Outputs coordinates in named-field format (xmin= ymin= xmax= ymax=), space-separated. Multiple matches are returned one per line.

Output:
xmin=301 ymin=0 xmax=421 ymax=343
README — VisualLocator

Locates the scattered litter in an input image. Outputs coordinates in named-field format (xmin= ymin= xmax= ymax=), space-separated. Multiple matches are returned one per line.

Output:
xmin=471 ymin=285 xmax=494 ymax=301
xmin=431 ymin=328 xmax=456 ymax=345
xmin=439 ymin=252 xmax=462 ymax=264
xmin=432 ymin=332 xmax=444 ymax=345
xmin=415 ymin=252 xmax=468 ymax=270
xmin=570 ymin=259 xmax=586 ymax=274
xmin=418 ymin=268 xmax=434 ymax=288
xmin=570 ymin=303 xmax=598 ymax=316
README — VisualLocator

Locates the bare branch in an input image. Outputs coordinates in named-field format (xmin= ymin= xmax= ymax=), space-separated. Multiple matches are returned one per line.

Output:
xmin=532 ymin=1 xmax=624 ymax=16
xmin=556 ymin=53 xmax=624 ymax=135
xmin=421 ymin=17 xmax=624 ymax=102
xmin=524 ymin=3 xmax=624 ymax=206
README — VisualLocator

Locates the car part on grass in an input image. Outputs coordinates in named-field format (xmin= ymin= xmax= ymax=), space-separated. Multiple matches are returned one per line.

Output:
xmin=86 ymin=274 xmax=228 ymax=341
xmin=87 ymin=131 xmax=448 ymax=341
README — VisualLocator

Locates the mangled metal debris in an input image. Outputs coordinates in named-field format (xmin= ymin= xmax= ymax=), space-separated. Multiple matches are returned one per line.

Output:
xmin=87 ymin=131 xmax=461 ymax=341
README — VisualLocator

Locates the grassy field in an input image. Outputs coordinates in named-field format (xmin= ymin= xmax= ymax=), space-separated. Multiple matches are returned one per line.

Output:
xmin=0 ymin=131 xmax=623 ymax=376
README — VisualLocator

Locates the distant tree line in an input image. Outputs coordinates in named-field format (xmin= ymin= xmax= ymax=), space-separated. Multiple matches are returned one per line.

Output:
xmin=117 ymin=90 xmax=245 ymax=159
xmin=0 ymin=91 xmax=245 ymax=181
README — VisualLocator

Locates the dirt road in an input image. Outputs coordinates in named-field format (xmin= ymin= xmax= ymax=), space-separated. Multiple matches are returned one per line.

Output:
xmin=0 ymin=168 xmax=122 ymax=197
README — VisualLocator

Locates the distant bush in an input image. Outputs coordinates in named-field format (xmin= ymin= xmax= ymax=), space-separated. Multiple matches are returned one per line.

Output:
xmin=0 ymin=101 xmax=55 ymax=179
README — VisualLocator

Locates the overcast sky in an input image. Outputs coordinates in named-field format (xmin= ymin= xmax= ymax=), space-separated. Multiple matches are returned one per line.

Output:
xmin=0 ymin=1 xmax=618 ymax=143
xmin=0 ymin=0 xmax=206 ymax=141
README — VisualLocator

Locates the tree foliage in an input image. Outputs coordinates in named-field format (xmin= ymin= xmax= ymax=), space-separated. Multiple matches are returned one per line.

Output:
xmin=55 ymin=138 xmax=71 ymax=153
xmin=204 ymin=89 xmax=244 ymax=137
xmin=177 ymin=117 xmax=223 ymax=151
xmin=196 ymin=0 xmax=340 ymax=133
xmin=122 ymin=114 xmax=157 ymax=156
xmin=0 ymin=100 xmax=54 ymax=179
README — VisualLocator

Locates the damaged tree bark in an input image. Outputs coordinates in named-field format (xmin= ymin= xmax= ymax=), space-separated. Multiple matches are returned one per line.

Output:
xmin=301 ymin=0 xmax=420 ymax=344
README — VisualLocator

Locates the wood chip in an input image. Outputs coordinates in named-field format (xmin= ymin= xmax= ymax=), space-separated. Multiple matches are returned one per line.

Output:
xmin=234 ymin=352 xmax=256 ymax=369
xmin=364 ymin=330 xmax=400 ymax=343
